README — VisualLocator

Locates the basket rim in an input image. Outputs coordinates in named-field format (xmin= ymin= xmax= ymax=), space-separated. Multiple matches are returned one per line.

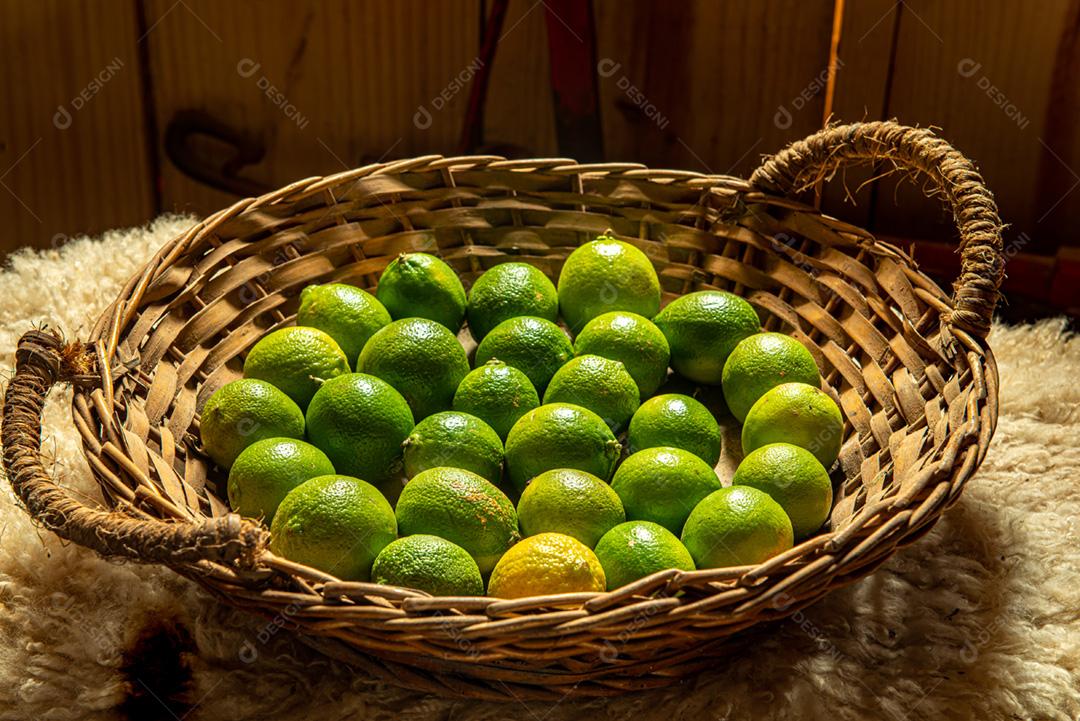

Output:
xmin=78 ymin=152 xmax=998 ymax=598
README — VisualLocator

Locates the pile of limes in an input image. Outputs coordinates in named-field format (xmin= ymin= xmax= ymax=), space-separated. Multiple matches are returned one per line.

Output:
xmin=203 ymin=233 xmax=843 ymax=598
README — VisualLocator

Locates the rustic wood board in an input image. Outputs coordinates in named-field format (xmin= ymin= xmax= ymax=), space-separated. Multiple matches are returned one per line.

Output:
xmin=867 ymin=0 xmax=1072 ymax=253
xmin=592 ymin=0 xmax=836 ymax=179
xmin=482 ymin=0 xmax=560 ymax=157
xmin=4 ymin=0 xmax=1078 ymax=279
xmin=142 ymin=0 xmax=480 ymax=216
xmin=818 ymin=0 xmax=899 ymax=227
xmin=0 ymin=0 xmax=154 ymax=252
xmin=477 ymin=0 xmax=839 ymax=176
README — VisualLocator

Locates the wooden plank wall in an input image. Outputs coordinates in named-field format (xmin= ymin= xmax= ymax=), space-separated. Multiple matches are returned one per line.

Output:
xmin=866 ymin=1 xmax=1073 ymax=250
xmin=592 ymin=1 xmax=836 ymax=178
xmin=141 ymin=0 xmax=480 ymax=215
xmin=0 ymin=0 xmax=154 ymax=252
xmin=2 ymin=0 xmax=1077 ymax=309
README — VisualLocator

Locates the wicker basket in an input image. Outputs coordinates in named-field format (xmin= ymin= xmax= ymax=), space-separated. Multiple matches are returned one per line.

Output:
xmin=2 ymin=121 xmax=1002 ymax=700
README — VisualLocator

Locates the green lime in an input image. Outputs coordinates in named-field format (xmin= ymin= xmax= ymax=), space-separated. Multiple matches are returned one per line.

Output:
xmin=742 ymin=382 xmax=844 ymax=468
xmin=732 ymin=443 xmax=832 ymax=540
xmin=594 ymin=521 xmax=695 ymax=590
xmin=297 ymin=283 xmax=391 ymax=365
xmin=722 ymin=332 xmax=821 ymax=422
xmin=557 ymin=234 xmax=661 ymax=332
xmin=573 ymin=311 xmax=670 ymax=398
xmin=611 ymin=446 xmax=722 ymax=534
xmin=395 ymin=467 xmax=519 ymax=575
xmin=516 ymin=469 xmax=625 ymax=547
xmin=467 ymin=262 xmax=559 ymax=341
xmin=269 ymin=474 xmax=397 ymax=580
xmin=375 ymin=252 xmax=467 ymax=331
xmin=227 ymin=438 xmax=336 ymax=524
xmin=504 ymin=403 xmax=621 ymax=493
xmin=627 ymin=393 xmax=721 ymax=466
xmin=473 ymin=316 xmax=573 ymax=391
xmin=243 ymin=326 xmax=351 ymax=408
xmin=653 ymin=291 xmax=760 ymax=384
xmin=199 ymin=378 xmax=305 ymax=469
xmin=543 ymin=354 xmax=640 ymax=431
xmin=357 ymin=318 xmax=470 ymax=420
xmin=305 ymin=373 xmax=414 ymax=483
xmin=487 ymin=533 xmax=605 ymax=598
xmin=452 ymin=360 xmax=540 ymax=440
xmin=402 ymin=411 xmax=503 ymax=484
xmin=371 ymin=535 xmax=484 ymax=596
xmin=681 ymin=486 xmax=793 ymax=568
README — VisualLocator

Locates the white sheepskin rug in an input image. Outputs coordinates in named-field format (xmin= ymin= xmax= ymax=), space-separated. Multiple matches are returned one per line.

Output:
xmin=1 ymin=217 xmax=1078 ymax=721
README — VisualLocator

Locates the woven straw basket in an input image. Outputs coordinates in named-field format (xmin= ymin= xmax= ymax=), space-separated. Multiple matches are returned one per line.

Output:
xmin=3 ymin=121 xmax=1002 ymax=700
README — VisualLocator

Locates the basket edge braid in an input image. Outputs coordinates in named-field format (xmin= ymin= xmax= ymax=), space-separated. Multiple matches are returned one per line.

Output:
xmin=2 ymin=330 xmax=269 ymax=567
xmin=750 ymin=120 xmax=1004 ymax=346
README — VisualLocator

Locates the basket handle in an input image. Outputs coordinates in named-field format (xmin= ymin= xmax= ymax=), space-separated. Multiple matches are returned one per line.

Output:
xmin=2 ymin=329 xmax=267 ymax=568
xmin=750 ymin=120 xmax=1004 ymax=342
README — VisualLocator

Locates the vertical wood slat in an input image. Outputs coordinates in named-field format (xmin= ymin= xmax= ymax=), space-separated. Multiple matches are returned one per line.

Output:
xmin=482 ymin=0 xmax=560 ymax=156
xmin=818 ymin=0 xmax=900 ymax=227
xmin=592 ymin=0 xmax=837 ymax=179
xmin=486 ymin=0 xmax=841 ymax=174
xmin=0 ymin=0 xmax=154 ymax=253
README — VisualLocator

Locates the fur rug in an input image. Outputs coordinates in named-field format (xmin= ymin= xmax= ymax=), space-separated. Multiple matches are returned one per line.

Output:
xmin=1 ymin=217 xmax=1078 ymax=721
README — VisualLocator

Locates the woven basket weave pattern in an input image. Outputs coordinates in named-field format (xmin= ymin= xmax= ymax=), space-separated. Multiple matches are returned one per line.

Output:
xmin=1 ymin=122 xmax=1002 ymax=700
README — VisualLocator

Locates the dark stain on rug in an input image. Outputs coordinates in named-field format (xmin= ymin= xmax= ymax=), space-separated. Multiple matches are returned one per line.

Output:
xmin=119 ymin=619 xmax=195 ymax=721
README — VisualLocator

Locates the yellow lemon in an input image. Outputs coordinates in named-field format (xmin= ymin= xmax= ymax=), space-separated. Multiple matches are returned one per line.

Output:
xmin=487 ymin=533 xmax=605 ymax=598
